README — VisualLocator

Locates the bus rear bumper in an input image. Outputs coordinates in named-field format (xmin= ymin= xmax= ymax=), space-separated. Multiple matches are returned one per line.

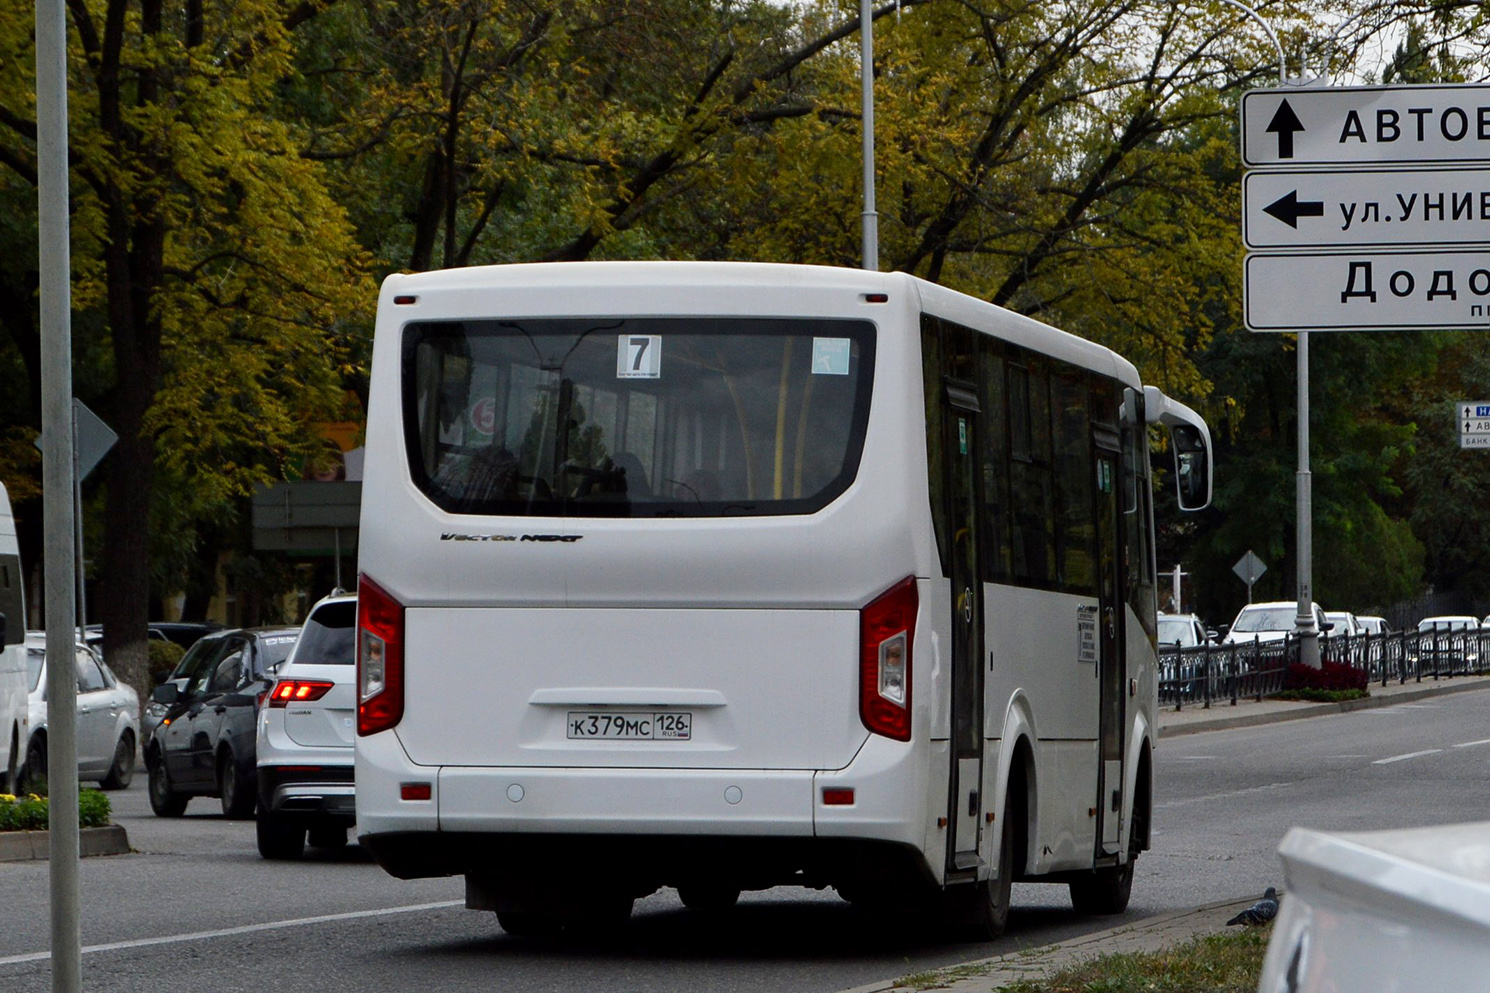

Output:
xmin=356 ymin=728 xmax=931 ymax=880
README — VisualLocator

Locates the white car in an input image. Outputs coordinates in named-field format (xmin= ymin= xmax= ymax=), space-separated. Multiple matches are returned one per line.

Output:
xmin=1323 ymin=611 xmax=1364 ymax=638
xmin=1417 ymin=614 xmax=1479 ymax=632
xmin=255 ymin=592 xmax=358 ymax=859
xmin=23 ymin=632 xmax=140 ymax=791
xmin=1357 ymin=615 xmax=1392 ymax=636
xmin=1221 ymin=600 xmax=1329 ymax=645
xmin=1260 ymin=821 xmax=1490 ymax=992
xmin=1157 ymin=612 xmax=1214 ymax=648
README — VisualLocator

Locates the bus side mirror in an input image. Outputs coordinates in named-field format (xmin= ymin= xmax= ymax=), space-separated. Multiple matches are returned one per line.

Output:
xmin=1170 ymin=424 xmax=1210 ymax=512
xmin=1143 ymin=386 xmax=1213 ymax=512
xmin=152 ymin=683 xmax=180 ymax=705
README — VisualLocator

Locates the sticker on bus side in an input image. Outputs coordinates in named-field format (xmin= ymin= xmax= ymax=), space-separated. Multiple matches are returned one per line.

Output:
xmin=1076 ymin=605 xmax=1099 ymax=664
xmin=811 ymin=337 xmax=851 ymax=375
xmin=618 ymin=335 xmax=662 ymax=379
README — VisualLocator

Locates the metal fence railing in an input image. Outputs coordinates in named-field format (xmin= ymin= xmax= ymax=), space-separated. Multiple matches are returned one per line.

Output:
xmin=1158 ymin=623 xmax=1490 ymax=710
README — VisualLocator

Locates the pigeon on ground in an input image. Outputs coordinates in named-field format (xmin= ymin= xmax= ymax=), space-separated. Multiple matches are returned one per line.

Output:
xmin=1226 ymin=887 xmax=1279 ymax=926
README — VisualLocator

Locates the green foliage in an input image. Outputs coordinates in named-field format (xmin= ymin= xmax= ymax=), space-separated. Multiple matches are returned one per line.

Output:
xmin=7 ymin=0 xmax=1490 ymax=643
xmin=0 ymin=789 xmax=112 ymax=832
xmin=148 ymin=640 xmax=186 ymax=685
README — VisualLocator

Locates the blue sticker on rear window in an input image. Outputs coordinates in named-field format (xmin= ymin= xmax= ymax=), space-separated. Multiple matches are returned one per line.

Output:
xmin=812 ymin=337 xmax=850 ymax=375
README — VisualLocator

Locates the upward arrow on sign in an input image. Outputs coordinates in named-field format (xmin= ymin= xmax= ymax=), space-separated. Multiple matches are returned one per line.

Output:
xmin=1265 ymin=99 xmax=1305 ymax=159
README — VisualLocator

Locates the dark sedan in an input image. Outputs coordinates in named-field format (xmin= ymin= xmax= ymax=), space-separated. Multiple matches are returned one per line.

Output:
xmin=145 ymin=626 xmax=300 ymax=818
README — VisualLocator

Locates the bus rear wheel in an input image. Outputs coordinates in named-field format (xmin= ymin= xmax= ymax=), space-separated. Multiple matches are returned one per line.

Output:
xmin=677 ymin=883 xmax=740 ymax=912
xmin=1068 ymin=854 xmax=1134 ymax=915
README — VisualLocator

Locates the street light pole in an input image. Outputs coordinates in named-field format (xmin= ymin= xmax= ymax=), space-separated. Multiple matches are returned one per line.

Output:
xmin=36 ymin=0 xmax=83 ymax=989
xmin=859 ymin=0 xmax=879 ymax=271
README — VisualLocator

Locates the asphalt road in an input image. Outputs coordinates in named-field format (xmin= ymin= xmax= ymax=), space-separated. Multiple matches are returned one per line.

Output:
xmin=1 ymin=689 xmax=1486 ymax=993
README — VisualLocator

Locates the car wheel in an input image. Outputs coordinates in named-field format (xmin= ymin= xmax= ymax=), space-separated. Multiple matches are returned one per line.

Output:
xmin=147 ymin=752 xmax=188 ymax=817
xmin=677 ymin=883 xmax=741 ymax=912
xmin=495 ymin=911 xmax=564 ymax=937
xmin=22 ymin=735 xmax=47 ymax=794
xmin=99 ymin=731 xmax=136 ymax=791
xmin=256 ymin=810 xmax=306 ymax=860
xmin=308 ymin=822 xmax=348 ymax=850
xmin=217 ymin=751 xmax=256 ymax=819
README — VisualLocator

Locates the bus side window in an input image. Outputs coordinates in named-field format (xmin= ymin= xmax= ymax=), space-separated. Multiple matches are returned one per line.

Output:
xmin=978 ymin=339 xmax=1011 ymax=582
xmin=920 ymin=315 xmax=950 ymax=576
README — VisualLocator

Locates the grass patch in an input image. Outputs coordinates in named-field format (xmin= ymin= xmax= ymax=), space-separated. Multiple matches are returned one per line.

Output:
xmin=1272 ymin=688 xmax=1369 ymax=703
xmin=897 ymin=928 xmax=1272 ymax=993
xmin=995 ymin=928 xmax=1271 ymax=993
xmin=0 ymin=789 xmax=112 ymax=831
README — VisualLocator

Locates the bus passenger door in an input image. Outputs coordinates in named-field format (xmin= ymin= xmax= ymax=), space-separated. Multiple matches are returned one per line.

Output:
xmin=1093 ymin=438 xmax=1125 ymax=855
xmin=944 ymin=389 xmax=985 ymax=873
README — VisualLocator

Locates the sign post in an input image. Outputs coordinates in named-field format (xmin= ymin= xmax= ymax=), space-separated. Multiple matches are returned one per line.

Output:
xmin=1241 ymin=81 xmax=1490 ymax=669
xmin=1233 ymin=551 xmax=1268 ymax=604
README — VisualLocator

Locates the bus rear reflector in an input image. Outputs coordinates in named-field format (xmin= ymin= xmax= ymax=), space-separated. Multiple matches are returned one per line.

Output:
xmin=401 ymin=782 xmax=432 ymax=801
xmin=357 ymin=574 xmax=405 ymax=736
xmin=822 ymin=788 xmax=856 ymax=805
xmin=860 ymin=576 xmax=916 ymax=741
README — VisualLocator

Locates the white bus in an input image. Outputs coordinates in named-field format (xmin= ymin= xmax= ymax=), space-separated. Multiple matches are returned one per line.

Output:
xmin=354 ymin=262 xmax=1212 ymax=937
xmin=1 ymin=482 xmax=30 ymax=794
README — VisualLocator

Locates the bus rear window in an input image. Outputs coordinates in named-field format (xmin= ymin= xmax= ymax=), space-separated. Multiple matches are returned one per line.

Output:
xmin=401 ymin=317 xmax=875 ymax=517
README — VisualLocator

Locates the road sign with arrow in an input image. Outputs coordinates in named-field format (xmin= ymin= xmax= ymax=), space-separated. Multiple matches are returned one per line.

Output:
xmin=1460 ymin=401 xmax=1490 ymax=449
xmin=1242 ymin=85 xmax=1490 ymax=167
xmin=1243 ymin=166 xmax=1490 ymax=250
xmin=1242 ymin=83 xmax=1490 ymax=333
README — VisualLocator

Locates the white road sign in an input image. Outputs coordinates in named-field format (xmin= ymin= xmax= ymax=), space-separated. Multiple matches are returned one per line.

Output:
xmin=1458 ymin=402 xmax=1490 ymax=438
xmin=1242 ymin=84 xmax=1490 ymax=167
xmin=1243 ymin=167 xmax=1490 ymax=249
xmin=1245 ymin=250 xmax=1490 ymax=331
xmin=1462 ymin=435 xmax=1490 ymax=449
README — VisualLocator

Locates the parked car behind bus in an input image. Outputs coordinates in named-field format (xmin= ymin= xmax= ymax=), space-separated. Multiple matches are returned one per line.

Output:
xmin=256 ymin=592 xmax=359 ymax=859
xmin=145 ymin=626 xmax=299 ymax=818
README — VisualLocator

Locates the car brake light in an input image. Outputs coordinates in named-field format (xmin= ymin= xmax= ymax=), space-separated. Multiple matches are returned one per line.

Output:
xmin=860 ymin=576 xmax=916 ymax=741
xmin=268 ymin=680 xmax=336 ymax=707
xmin=357 ymin=574 xmax=405 ymax=736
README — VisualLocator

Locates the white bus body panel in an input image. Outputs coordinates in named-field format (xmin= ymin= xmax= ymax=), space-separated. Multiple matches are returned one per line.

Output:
xmin=0 ymin=483 xmax=28 ymax=786
xmin=400 ymin=606 xmax=863 ymax=770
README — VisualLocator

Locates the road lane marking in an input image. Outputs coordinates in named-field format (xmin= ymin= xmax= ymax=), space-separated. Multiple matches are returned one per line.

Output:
xmin=1373 ymin=749 xmax=1443 ymax=765
xmin=1157 ymin=781 xmax=1293 ymax=809
xmin=1453 ymin=738 xmax=1490 ymax=749
xmin=0 ymin=900 xmax=464 ymax=967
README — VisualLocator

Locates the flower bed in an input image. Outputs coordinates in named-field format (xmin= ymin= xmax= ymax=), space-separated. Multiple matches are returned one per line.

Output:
xmin=0 ymin=790 xmax=112 ymax=832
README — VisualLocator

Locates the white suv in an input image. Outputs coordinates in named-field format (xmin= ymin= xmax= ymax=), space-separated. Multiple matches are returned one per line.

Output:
xmin=255 ymin=592 xmax=358 ymax=859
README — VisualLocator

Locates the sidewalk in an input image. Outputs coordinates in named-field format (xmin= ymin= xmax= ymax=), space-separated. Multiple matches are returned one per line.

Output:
xmin=845 ymin=674 xmax=1490 ymax=993
xmin=1158 ymin=670 xmax=1490 ymax=737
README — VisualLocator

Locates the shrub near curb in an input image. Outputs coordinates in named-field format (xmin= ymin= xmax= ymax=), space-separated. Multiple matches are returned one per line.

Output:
xmin=0 ymin=790 xmax=112 ymax=831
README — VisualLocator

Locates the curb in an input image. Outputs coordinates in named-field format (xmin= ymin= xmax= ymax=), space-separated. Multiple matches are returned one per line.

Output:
xmin=1158 ymin=675 xmax=1490 ymax=737
xmin=842 ymin=896 xmax=1258 ymax=993
xmin=0 ymin=825 xmax=131 ymax=862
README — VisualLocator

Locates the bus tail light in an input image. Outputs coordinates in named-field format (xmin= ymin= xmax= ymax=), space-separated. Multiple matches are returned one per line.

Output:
xmin=357 ymin=574 xmax=405 ymax=736
xmin=860 ymin=576 xmax=916 ymax=741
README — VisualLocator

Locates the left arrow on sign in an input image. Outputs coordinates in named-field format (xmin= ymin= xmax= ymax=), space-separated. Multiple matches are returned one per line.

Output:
xmin=1263 ymin=190 xmax=1325 ymax=229
xmin=1265 ymin=99 xmax=1305 ymax=159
